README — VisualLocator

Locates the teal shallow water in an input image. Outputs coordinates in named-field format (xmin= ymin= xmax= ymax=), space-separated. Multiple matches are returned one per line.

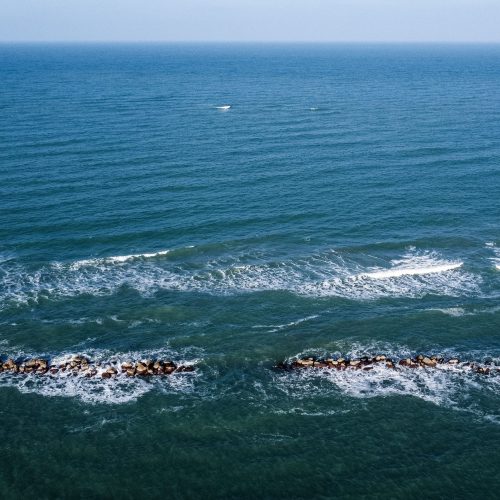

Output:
xmin=0 ymin=44 xmax=500 ymax=497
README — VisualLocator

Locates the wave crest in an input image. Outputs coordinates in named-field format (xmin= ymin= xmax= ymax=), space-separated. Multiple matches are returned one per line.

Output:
xmin=0 ymin=247 xmax=480 ymax=308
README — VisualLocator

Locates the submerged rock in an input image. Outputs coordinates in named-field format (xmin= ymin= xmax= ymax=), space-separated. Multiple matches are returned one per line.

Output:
xmin=177 ymin=365 xmax=194 ymax=373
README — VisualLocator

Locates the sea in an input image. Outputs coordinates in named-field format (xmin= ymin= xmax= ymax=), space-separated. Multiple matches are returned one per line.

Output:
xmin=0 ymin=43 xmax=499 ymax=498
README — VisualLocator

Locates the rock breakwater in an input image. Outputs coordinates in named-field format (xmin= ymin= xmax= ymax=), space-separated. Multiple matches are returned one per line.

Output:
xmin=276 ymin=354 xmax=497 ymax=375
xmin=0 ymin=355 xmax=195 ymax=378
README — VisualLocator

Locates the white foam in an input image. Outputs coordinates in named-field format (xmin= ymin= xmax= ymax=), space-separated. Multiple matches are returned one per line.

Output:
xmin=0 ymin=248 xmax=481 ymax=308
xmin=69 ymin=249 xmax=171 ymax=270
xmin=0 ymin=346 xmax=203 ymax=405
xmin=428 ymin=307 xmax=466 ymax=317
xmin=428 ymin=305 xmax=500 ymax=317
xmin=216 ymin=105 xmax=231 ymax=110
xmin=274 ymin=344 xmax=500 ymax=422
xmin=486 ymin=242 xmax=500 ymax=270
xmin=359 ymin=262 xmax=462 ymax=279
xmin=252 ymin=315 xmax=319 ymax=332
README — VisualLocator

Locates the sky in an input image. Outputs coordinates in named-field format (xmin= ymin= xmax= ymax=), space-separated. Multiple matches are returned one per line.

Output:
xmin=1 ymin=0 xmax=500 ymax=43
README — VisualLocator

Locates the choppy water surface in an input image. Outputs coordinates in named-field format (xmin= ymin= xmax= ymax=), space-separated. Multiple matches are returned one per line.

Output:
xmin=1 ymin=44 xmax=500 ymax=497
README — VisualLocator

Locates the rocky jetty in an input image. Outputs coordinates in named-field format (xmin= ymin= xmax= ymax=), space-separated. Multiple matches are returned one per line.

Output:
xmin=0 ymin=355 xmax=195 ymax=379
xmin=276 ymin=354 xmax=497 ymax=375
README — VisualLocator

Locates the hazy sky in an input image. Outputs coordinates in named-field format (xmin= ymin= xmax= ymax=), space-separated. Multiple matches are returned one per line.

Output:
xmin=2 ymin=0 xmax=500 ymax=43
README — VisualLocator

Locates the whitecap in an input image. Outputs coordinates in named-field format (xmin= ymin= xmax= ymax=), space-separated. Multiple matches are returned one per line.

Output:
xmin=69 ymin=249 xmax=171 ymax=270
xmin=359 ymin=262 xmax=462 ymax=279
xmin=485 ymin=242 xmax=500 ymax=270
xmin=0 ymin=247 xmax=481 ymax=308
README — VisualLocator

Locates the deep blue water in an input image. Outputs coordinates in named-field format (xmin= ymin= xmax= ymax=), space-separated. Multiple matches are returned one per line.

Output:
xmin=1 ymin=44 xmax=500 ymax=497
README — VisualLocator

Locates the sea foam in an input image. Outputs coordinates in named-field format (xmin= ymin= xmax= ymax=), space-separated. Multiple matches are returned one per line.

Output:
xmin=69 ymin=249 xmax=171 ymax=270
xmin=486 ymin=242 xmax=500 ymax=270
xmin=0 ymin=247 xmax=480 ymax=309
xmin=359 ymin=262 xmax=462 ymax=279
xmin=0 ymin=346 xmax=202 ymax=404
xmin=274 ymin=343 xmax=500 ymax=422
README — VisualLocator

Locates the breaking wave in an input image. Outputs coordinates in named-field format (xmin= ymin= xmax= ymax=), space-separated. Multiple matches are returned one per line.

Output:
xmin=486 ymin=242 xmax=500 ymax=270
xmin=67 ymin=249 xmax=172 ymax=270
xmin=359 ymin=262 xmax=462 ymax=279
xmin=0 ymin=247 xmax=481 ymax=308
xmin=0 ymin=346 xmax=202 ymax=404
xmin=272 ymin=343 xmax=500 ymax=422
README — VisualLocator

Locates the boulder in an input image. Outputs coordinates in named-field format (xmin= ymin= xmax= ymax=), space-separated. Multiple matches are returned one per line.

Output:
xmin=476 ymin=366 xmax=490 ymax=375
xmin=136 ymin=363 xmax=148 ymax=376
xmin=296 ymin=359 xmax=314 ymax=367
xmin=422 ymin=357 xmax=437 ymax=368
xmin=121 ymin=361 xmax=133 ymax=372
xmin=4 ymin=359 xmax=16 ymax=371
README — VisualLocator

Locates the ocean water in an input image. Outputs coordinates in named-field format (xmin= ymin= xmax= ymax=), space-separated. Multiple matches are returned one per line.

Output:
xmin=1 ymin=43 xmax=500 ymax=497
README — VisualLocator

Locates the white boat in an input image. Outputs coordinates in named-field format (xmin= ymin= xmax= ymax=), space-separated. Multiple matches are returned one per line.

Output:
xmin=216 ymin=105 xmax=231 ymax=110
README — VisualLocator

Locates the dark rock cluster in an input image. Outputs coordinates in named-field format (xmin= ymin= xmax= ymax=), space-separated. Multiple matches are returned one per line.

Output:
xmin=277 ymin=354 xmax=497 ymax=375
xmin=0 ymin=355 xmax=195 ymax=379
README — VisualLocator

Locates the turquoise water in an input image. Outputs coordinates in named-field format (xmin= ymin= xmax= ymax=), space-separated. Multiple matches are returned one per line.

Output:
xmin=1 ymin=44 xmax=500 ymax=497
